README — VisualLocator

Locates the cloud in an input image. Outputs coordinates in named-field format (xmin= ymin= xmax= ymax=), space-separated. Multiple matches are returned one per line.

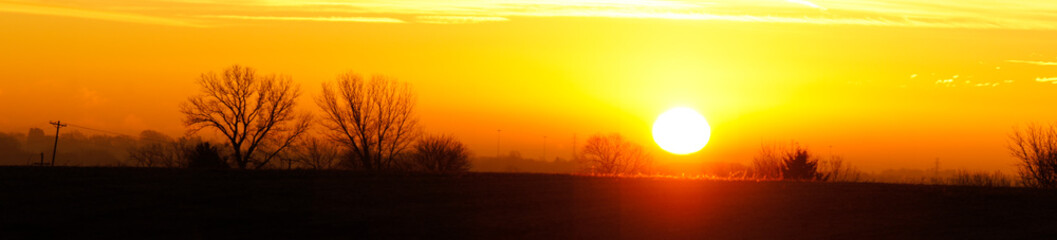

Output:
xmin=203 ymin=15 xmax=404 ymax=23
xmin=240 ymin=0 xmax=1057 ymax=29
xmin=1007 ymin=60 xmax=1057 ymax=66
xmin=416 ymin=16 xmax=509 ymax=24
xmin=1036 ymin=77 xmax=1057 ymax=83
xmin=0 ymin=1 xmax=204 ymax=27
xmin=9 ymin=0 xmax=1057 ymax=29
xmin=787 ymin=0 xmax=826 ymax=10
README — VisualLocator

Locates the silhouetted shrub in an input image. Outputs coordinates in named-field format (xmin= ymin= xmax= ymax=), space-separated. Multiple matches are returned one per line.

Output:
xmin=409 ymin=134 xmax=471 ymax=173
xmin=782 ymin=146 xmax=822 ymax=180
xmin=186 ymin=142 xmax=229 ymax=169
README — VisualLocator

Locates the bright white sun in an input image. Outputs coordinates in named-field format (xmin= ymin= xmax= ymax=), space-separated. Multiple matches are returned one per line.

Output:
xmin=652 ymin=107 xmax=711 ymax=155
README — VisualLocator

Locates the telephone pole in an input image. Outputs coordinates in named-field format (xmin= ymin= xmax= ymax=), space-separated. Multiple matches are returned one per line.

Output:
xmin=49 ymin=121 xmax=67 ymax=166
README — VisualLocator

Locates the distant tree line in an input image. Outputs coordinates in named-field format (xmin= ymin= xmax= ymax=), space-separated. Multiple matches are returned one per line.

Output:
xmin=4 ymin=64 xmax=1048 ymax=188
xmin=0 ymin=129 xmax=137 ymax=166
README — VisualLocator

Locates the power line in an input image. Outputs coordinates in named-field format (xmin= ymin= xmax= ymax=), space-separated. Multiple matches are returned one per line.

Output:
xmin=66 ymin=124 xmax=134 ymax=137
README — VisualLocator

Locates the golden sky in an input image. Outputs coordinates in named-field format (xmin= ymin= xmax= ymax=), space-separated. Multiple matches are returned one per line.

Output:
xmin=3 ymin=0 xmax=1057 ymax=173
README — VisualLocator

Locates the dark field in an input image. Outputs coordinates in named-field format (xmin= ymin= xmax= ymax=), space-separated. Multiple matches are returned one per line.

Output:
xmin=2 ymin=167 xmax=1056 ymax=239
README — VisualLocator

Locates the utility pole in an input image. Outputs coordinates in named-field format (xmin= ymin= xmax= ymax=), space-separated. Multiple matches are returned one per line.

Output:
xmin=49 ymin=121 xmax=67 ymax=166
xmin=572 ymin=134 xmax=577 ymax=161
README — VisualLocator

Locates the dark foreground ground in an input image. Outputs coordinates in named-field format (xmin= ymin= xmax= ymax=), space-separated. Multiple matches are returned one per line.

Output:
xmin=1 ymin=167 xmax=1056 ymax=239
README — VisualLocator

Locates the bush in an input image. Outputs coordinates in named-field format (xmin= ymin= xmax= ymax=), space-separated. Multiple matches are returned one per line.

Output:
xmin=186 ymin=142 xmax=229 ymax=169
xmin=781 ymin=146 xmax=822 ymax=181
xmin=409 ymin=134 xmax=471 ymax=173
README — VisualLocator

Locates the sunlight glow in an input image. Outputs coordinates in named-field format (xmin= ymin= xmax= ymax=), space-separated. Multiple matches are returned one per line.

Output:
xmin=653 ymin=107 xmax=711 ymax=155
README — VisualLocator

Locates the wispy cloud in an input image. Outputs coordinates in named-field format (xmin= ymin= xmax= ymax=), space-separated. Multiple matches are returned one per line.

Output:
xmin=1036 ymin=77 xmax=1057 ymax=83
xmin=1007 ymin=60 xmax=1057 ymax=66
xmin=787 ymin=0 xmax=827 ymax=10
xmin=237 ymin=0 xmax=1057 ymax=29
xmin=7 ymin=0 xmax=1057 ymax=29
xmin=416 ymin=16 xmax=509 ymax=24
xmin=204 ymin=15 xmax=404 ymax=23
xmin=0 ymin=1 xmax=203 ymax=27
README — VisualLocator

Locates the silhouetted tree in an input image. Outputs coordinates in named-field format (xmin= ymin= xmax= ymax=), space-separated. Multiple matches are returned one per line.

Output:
xmin=186 ymin=142 xmax=229 ymax=169
xmin=1009 ymin=123 xmax=1057 ymax=188
xmin=317 ymin=72 xmax=419 ymax=171
xmin=181 ymin=65 xmax=311 ymax=169
xmin=409 ymin=134 xmax=471 ymax=173
xmin=579 ymin=133 xmax=652 ymax=175
xmin=781 ymin=146 xmax=823 ymax=180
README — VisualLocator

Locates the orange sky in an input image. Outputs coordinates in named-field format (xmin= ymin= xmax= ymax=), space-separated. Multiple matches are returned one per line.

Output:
xmin=3 ymin=0 xmax=1057 ymax=173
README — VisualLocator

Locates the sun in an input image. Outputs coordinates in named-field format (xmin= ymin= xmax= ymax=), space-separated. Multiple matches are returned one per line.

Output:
xmin=652 ymin=107 xmax=711 ymax=155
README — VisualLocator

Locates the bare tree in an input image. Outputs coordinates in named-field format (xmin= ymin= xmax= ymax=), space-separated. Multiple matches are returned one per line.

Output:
xmin=181 ymin=65 xmax=311 ymax=169
xmin=751 ymin=143 xmax=784 ymax=179
xmin=817 ymin=155 xmax=864 ymax=182
xmin=410 ymin=134 xmax=471 ymax=173
xmin=317 ymin=73 xmax=419 ymax=171
xmin=1009 ymin=123 xmax=1057 ymax=188
xmin=579 ymin=133 xmax=652 ymax=175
